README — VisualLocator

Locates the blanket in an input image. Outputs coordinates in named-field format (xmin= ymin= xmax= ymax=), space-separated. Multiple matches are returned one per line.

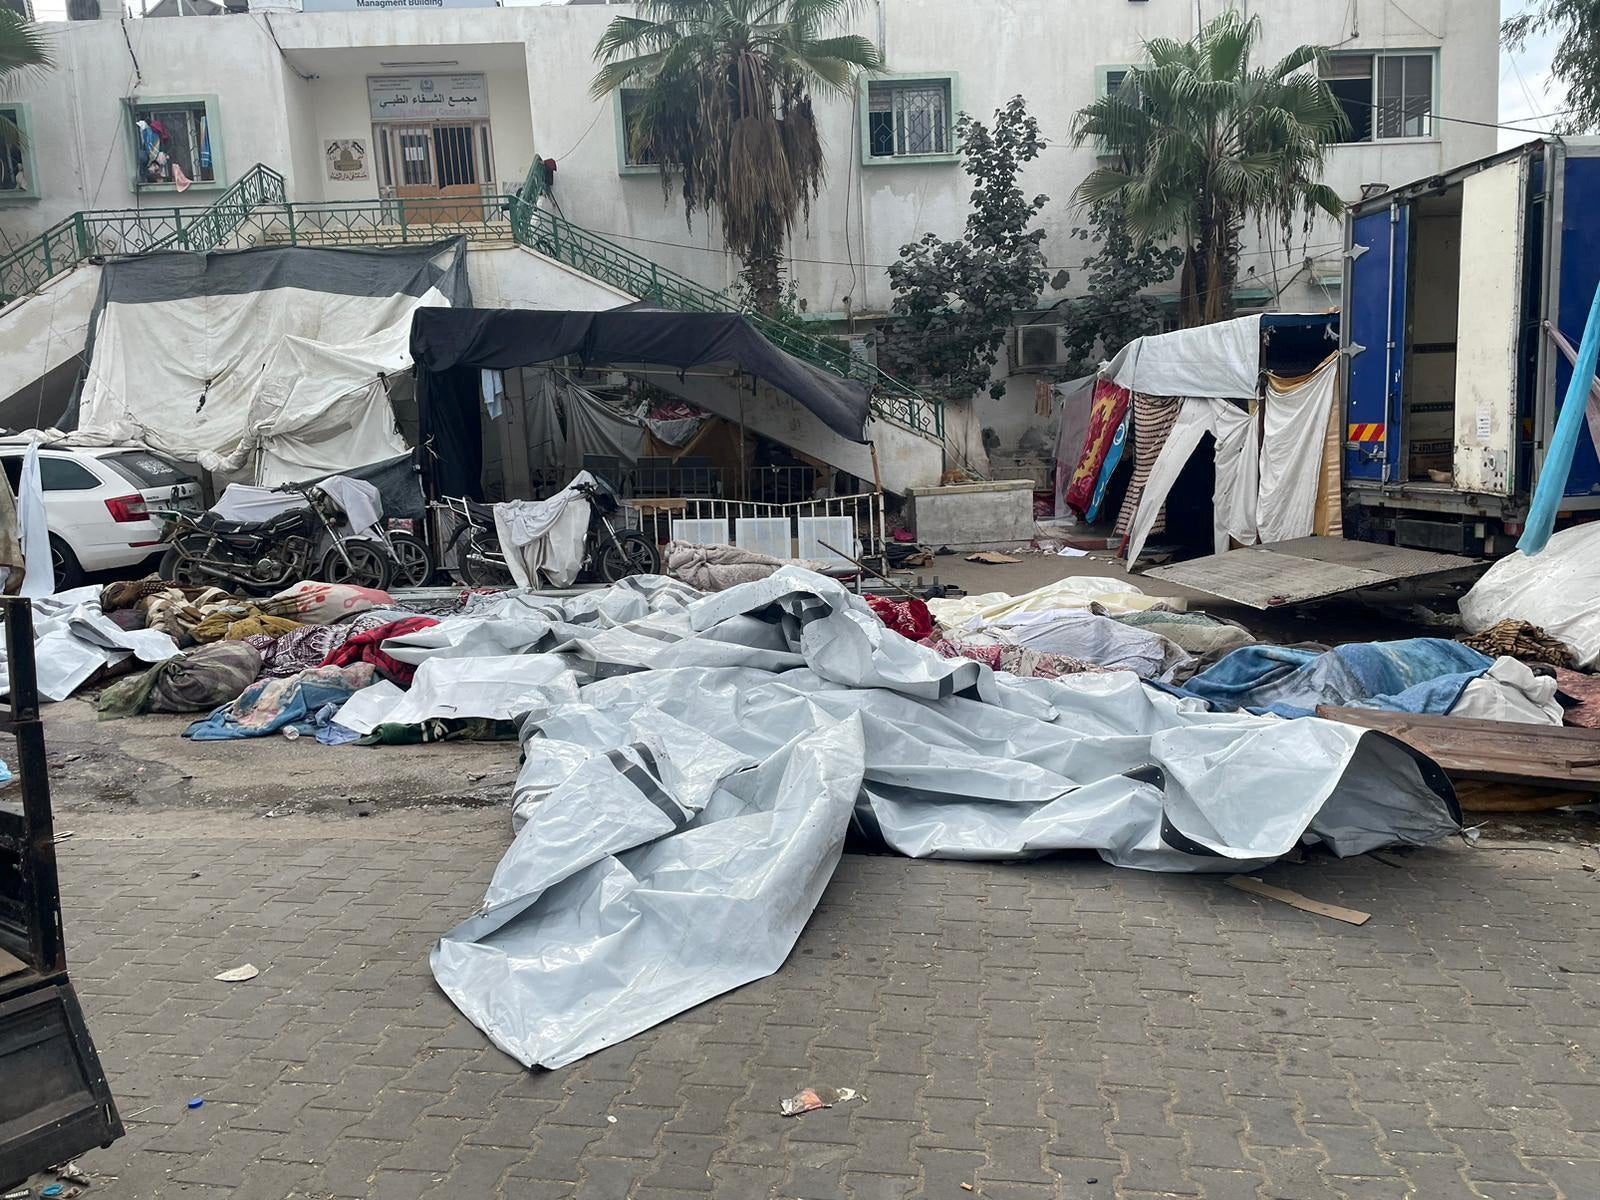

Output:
xmin=321 ymin=616 xmax=440 ymax=684
xmin=1175 ymin=639 xmax=1493 ymax=718
xmin=98 ymin=641 xmax=262 ymax=719
xmin=185 ymin=663 xmax=376 ymax=741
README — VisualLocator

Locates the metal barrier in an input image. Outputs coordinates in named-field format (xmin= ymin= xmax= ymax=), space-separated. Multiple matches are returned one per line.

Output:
xmin=625 ymin=491 xmax=887 ymax=573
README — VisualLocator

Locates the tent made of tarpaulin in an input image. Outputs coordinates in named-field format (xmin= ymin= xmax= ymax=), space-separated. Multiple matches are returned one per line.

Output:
xmin=1087 ymin=313 xmax=1340 ymax=563
xmin=410 ymin=308 xmax=871 ymax=499
xmin=61 ymin=240 xmax=470 ymax=485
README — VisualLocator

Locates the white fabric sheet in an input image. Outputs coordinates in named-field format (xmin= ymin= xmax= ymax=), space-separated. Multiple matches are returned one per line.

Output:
xmin=209 ymin=475 xmax=383 ymax=537
xmin=493 ymin=472 xmax=596 ymax=589
xmin=1448 ymin=657 xmax=1563 ymax=726
xmin=1105 ymin=315 xmax=1263 ymax=400
xmin=1124 ymin=399 xmax=1259 ymax=565
xmin=3 ymin=587 xmax=180 ymax=702
xmin=1258 ymin=357 xmax=1338 ymax=545
xmin=18 ymin=440 xmax=52 ymax=599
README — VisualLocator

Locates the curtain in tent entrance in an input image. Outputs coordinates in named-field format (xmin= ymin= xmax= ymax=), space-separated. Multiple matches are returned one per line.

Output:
xmin=1113 ymin=394 xmax=1182 ymax=539
xmin=1258 ymin=355 xmax=1339 ymax=545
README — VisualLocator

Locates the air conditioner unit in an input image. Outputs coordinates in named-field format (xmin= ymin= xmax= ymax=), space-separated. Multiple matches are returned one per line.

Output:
xmin=1009 ymin=323 xmax=1066 ymax=371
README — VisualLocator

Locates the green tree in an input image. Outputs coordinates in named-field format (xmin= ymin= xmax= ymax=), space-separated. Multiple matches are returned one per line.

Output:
xmin=1057 ymin=200 xmax=1185 ymax=376
xmin=0 ymin=11 xmax=51 ymax=153
xmin=590 ymin=0 xmax=881 ymax=313
xmin=881 ymin=96 xmax=1050 ymax=404
xmin=1070 ymin=10 xmax=1345 ymax=327
xmin=1504 ymin=2 xmax=1600 ymax=133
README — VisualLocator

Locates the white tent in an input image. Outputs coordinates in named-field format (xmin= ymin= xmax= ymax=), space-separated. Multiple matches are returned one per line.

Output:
xmin=65 ymin=240 xmax=470 ymax=484
xmin=1100 ymin=315 xmax=1340 ymax=564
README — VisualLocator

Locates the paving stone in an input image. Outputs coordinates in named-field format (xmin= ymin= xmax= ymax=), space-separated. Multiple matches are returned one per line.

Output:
xmin=45 ymin=829 xmax=1600 ymax=1200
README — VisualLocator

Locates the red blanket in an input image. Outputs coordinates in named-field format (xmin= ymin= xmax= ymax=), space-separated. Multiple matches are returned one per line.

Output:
xmin=865 ymin=594 xmax=934 ymax=641
xmin=321 ymin=616 xmax=438 ymax=685
xmin=1063 ymin=380 xmax=1131 ymax=515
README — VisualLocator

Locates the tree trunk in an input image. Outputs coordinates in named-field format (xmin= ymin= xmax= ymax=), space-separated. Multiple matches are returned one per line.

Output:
xmin=1178 ymin=248 xmax=1204 ymax=329
xmin=741 ymin=244 xmax=783 ymax=316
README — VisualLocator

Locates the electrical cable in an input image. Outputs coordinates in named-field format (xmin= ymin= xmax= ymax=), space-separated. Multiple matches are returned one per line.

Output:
xmin=548 ymin=103 xmax=607 ymax=162
xmin=259 ymin=14 xmax=315 ymax=82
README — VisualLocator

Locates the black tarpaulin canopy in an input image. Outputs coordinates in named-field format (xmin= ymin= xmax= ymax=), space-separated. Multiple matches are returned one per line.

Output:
xmin=410 ymin=308 xmax=871 ymax=498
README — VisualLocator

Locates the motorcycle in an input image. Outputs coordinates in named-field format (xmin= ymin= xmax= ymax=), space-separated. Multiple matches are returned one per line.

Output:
xmin=440 ymin=477 xmax=660 ymax=589
xmin=157 ymin=478 xmax=394 ymax=594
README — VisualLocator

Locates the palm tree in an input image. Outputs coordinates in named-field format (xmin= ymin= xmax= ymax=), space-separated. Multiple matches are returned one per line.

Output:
xmin=1071 ymin=10 xmax=1346 ymax=327
xmin=591 ymin=0 xmax=881 ymax=313
xmin=1 ymin=10 xmax=51 ymax=155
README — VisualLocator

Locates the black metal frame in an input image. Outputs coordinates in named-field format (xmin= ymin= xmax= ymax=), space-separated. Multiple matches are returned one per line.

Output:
xmin=0 ymin=597 xmax=123 ymax=1189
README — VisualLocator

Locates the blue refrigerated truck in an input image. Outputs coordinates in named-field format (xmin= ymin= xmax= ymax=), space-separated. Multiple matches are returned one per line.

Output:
xmin=1341 ymin=137 xmax=1600 ymax=555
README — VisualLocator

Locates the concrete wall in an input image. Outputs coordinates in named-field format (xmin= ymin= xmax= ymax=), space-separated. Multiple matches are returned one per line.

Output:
xmin=907 ymin=479 xmax=1036 ymax=549
xmin=466 ymin=244 xmax=636 ymax=312
xmin=0 ymin=0 xmax=1500 ymax=463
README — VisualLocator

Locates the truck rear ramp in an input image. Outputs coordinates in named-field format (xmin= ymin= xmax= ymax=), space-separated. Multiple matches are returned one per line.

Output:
xmin=1141 ymin=536 xmax=1482 ymax=609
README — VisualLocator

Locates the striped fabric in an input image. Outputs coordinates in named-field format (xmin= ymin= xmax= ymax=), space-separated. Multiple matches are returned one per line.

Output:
xmin=1114 ymin=394 xmax=1183 ymax=539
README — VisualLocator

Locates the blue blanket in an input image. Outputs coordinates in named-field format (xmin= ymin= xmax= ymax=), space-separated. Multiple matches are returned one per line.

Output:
xmin=185 ymin=663 xmax=375 ymax=741
xmin=1172 ymin=639 xmax=1493 ymax=719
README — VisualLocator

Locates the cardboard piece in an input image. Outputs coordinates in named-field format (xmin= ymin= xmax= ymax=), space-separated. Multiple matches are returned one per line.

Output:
xmin=1226 ymin=875 xmax=1371 ymax=925
xmin=965 ymin=551 xmax=1021 ymax=564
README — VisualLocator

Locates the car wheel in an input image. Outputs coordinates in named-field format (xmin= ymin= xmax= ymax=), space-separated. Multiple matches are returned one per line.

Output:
xmin=49 ymin=535 xmax=83 ymax=592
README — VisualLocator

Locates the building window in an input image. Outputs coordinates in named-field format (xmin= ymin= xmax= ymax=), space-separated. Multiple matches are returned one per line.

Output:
xmin=1101 ymin=68 xmax=1131 ymax=98
xmin=1320 ymin=52 xmax=1435 ymax=142
xmin=618 ymin=88 xmax=657 ymax=169
xmin=128 ymin=97 xmax=221 ymax=189
xmin=865 ymin=77 xmax=955 ymax=160
xmin=0 ymin=103 xmax=39 ymax=200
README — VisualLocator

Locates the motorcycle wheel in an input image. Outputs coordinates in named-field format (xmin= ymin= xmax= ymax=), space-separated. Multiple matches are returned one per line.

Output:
xmin=597 ymin=530 xmax=661 ymax=584
xmin=386 ymin=531 xmax=436 ymax=589
xmin=158 ymin=546 xmax=206 ymax=588
xmin=456 ymin=532 xmax=516 ymax=590
xmin=321 ymin=541 xmax=394 ymax=592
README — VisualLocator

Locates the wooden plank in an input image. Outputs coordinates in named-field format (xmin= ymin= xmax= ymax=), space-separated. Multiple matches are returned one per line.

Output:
xmin=1226 ymin=876 xmax=1372 ymax=925
xmin=1316 ymin=706 xmax=1600 ymax=791
xmin=0 ymin=947 xmax=26 ymax=979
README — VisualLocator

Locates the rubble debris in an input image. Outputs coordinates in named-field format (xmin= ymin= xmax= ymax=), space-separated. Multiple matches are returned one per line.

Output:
xmin=780 ymin=1087 xmax=859 ymax=1117
xmin=1226 ymin=876 xmax=1371 ymax=925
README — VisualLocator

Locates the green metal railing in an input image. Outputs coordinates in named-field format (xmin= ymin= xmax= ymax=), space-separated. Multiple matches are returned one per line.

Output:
xmin=0 ymin=158 xmax=942 ymax=441
xmin=0 ymin=164 xmax=286 ymax=302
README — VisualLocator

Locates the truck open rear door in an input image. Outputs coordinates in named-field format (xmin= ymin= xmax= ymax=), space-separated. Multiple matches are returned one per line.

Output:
xmin=1453 ymin=155 xmax=1529 ymax=494
xmin=1344 ymin=206 xmax=1407 ymax=483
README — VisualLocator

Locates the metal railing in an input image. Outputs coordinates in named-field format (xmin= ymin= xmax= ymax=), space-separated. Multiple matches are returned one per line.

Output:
xmin=0 ymin=164 xmax=286 ymax=302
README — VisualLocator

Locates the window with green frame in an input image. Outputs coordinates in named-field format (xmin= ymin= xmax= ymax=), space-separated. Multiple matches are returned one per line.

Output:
xmin=0 ymin=103 xmax=40 ymax=200
xmin=864 ymin=75 xmax=957 ymax=162
xmin=128 ymin=97 xmax=222 ymax=189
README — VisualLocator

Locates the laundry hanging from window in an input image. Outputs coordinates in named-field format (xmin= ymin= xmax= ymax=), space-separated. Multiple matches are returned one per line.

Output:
xmin=131 ymin=102 xmax=215 ymax=188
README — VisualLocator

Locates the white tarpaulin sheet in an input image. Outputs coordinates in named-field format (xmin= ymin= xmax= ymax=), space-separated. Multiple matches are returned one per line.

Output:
xmin=3 ymin=587 xmax=180 ymax=701
xmin=68 ymin=241 xmax=469 ymax=484
xmin=1460 ymin=520 xmax=1600 ymax=668
xmin=429 ymin=568 xmax=1459 ymax=1068
xmin=1105 ymin=314 xmax=1263 ymax=400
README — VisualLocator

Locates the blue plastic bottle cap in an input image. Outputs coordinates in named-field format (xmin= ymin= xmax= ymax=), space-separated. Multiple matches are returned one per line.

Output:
xmin=42 ymin=1186 xmax=65 ymax=1198
xmin=187 ymin=1097 xmax=205 ymax=1109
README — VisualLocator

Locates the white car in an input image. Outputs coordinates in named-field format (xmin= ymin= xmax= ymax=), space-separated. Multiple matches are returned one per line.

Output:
xmin=0 ymin=442 xmax=203 ymax=590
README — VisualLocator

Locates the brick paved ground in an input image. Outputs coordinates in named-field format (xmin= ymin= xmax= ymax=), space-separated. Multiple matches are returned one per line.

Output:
xmin=49 ymin=817 xmax=1600 ymax=1200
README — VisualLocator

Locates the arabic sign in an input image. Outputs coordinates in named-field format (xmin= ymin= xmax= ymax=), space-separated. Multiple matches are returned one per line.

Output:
xmin=326 ymin=139 xmax=369 ymax=181
xmin=367 ymin=74 xmax=489 ymax=122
